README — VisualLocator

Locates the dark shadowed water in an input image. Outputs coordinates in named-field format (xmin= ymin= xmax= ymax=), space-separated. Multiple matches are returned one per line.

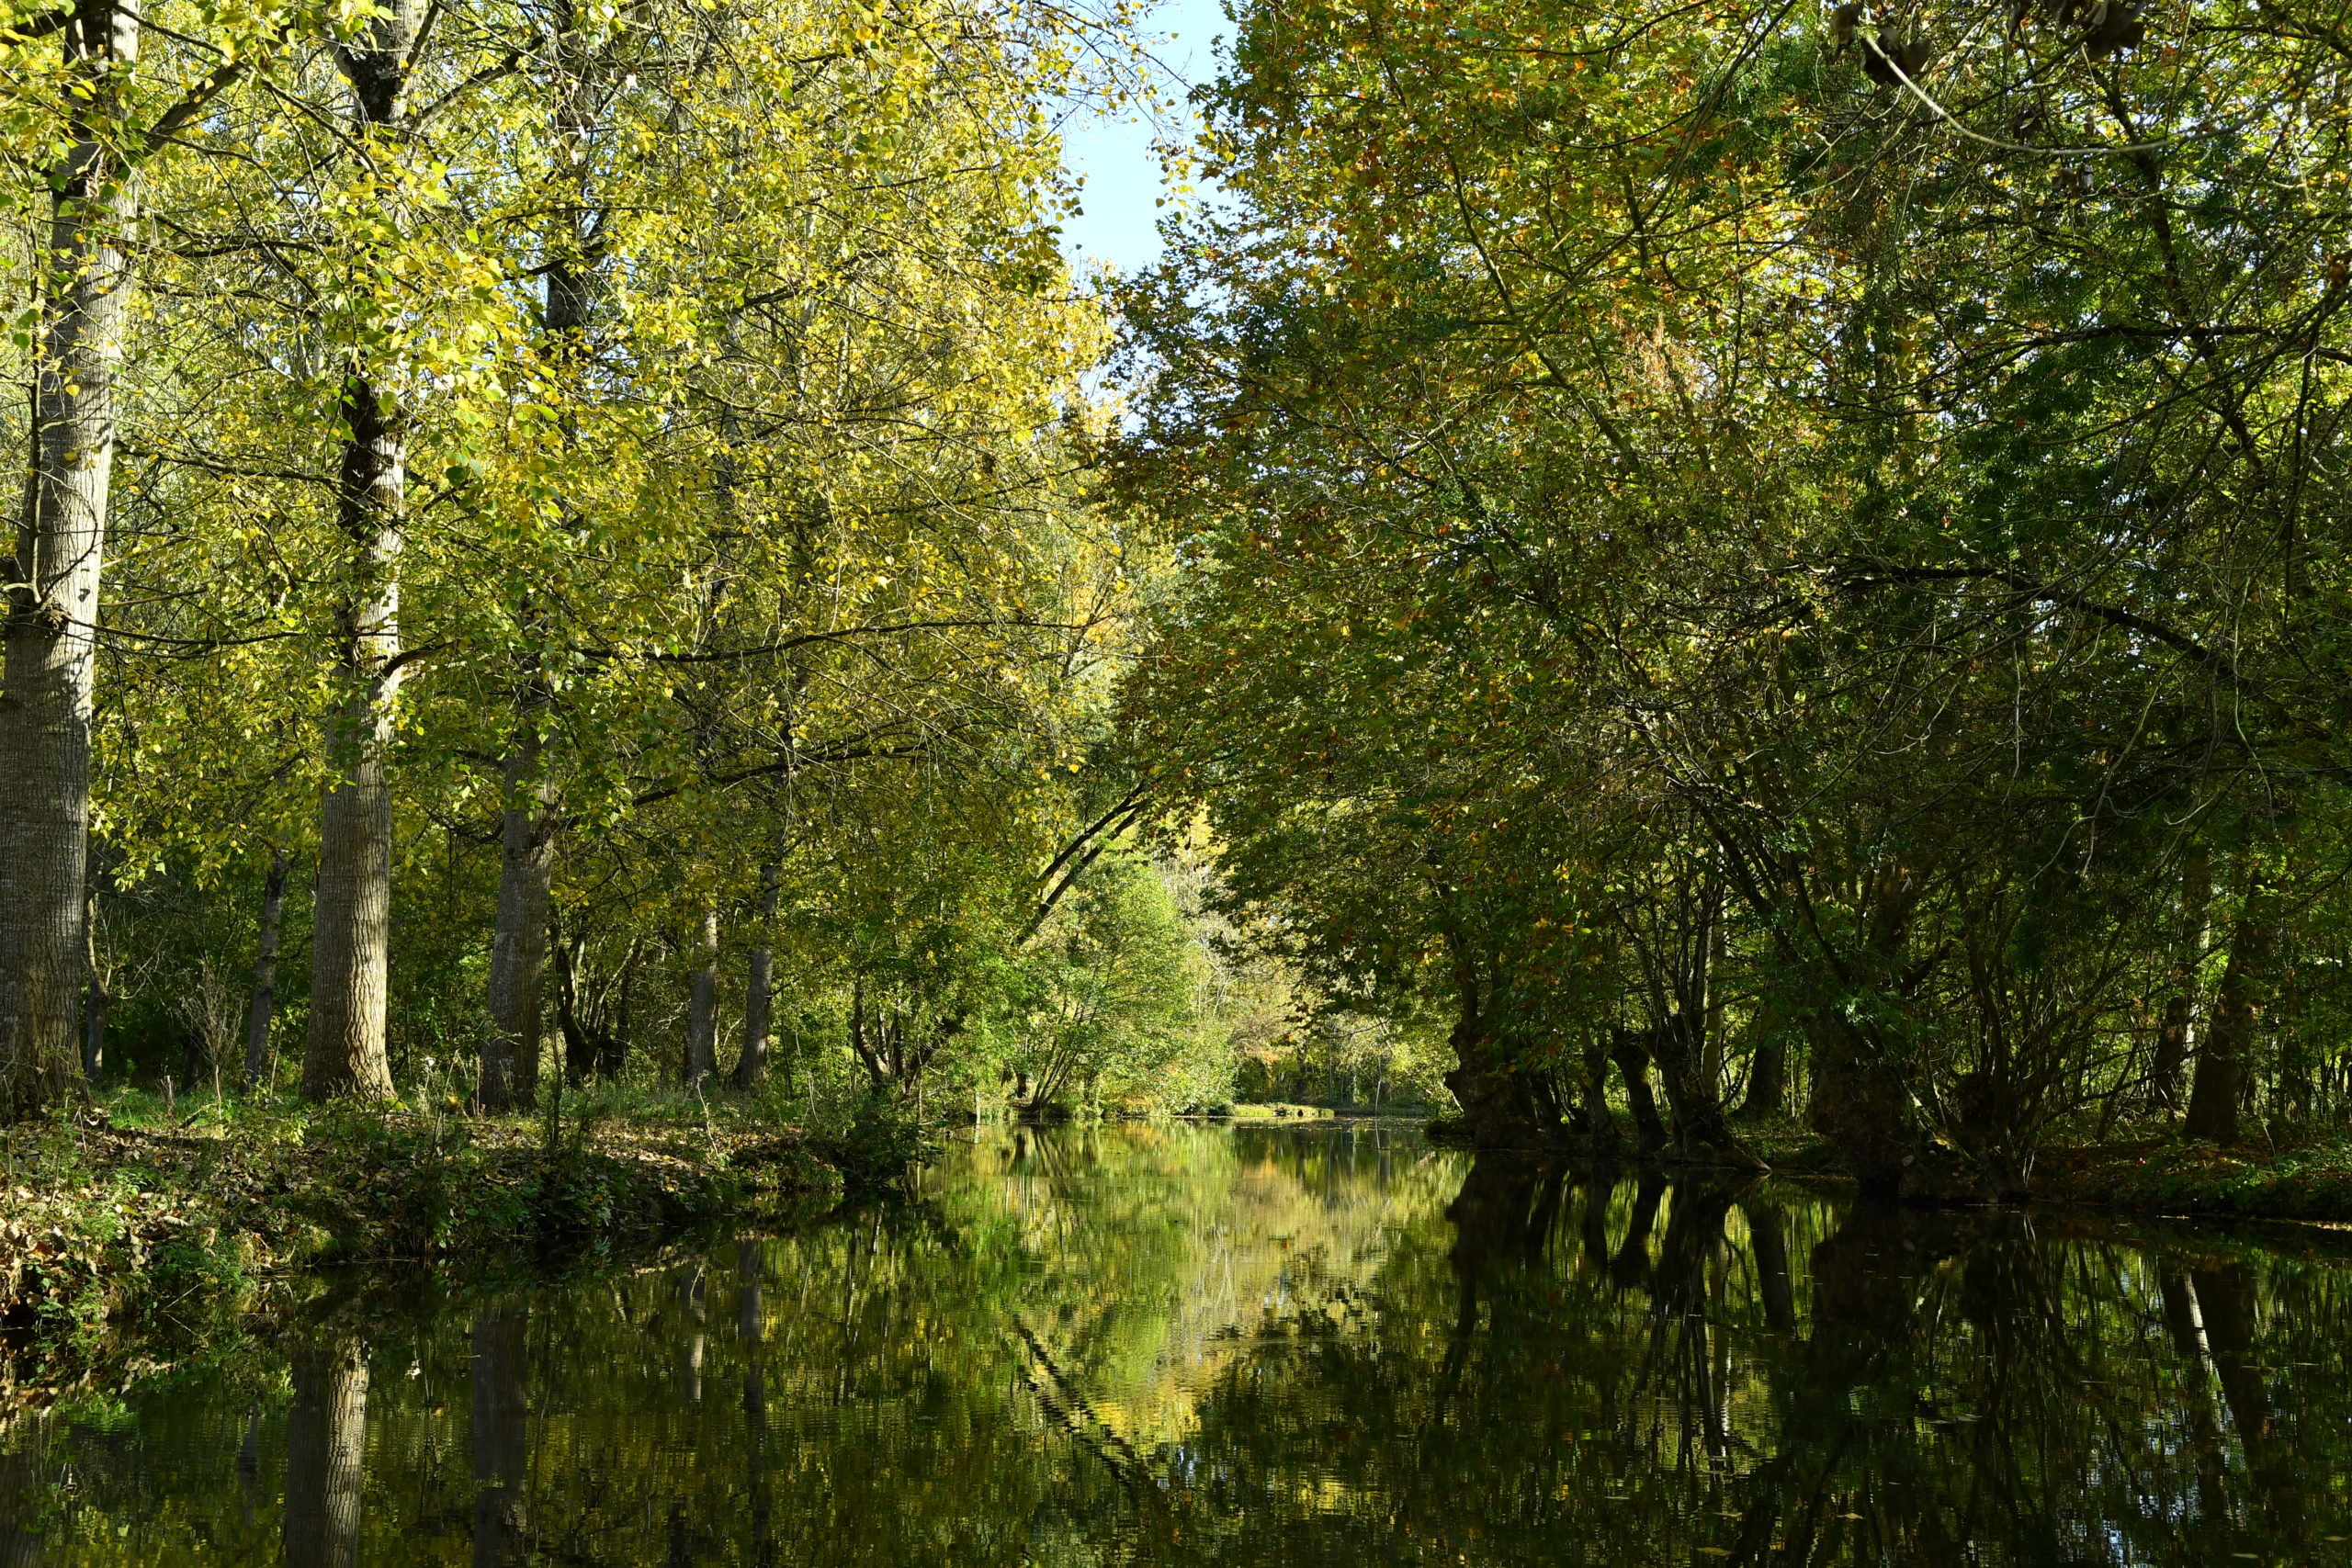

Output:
xmin=6 ymin=1122 xmax=2352 ymax=1565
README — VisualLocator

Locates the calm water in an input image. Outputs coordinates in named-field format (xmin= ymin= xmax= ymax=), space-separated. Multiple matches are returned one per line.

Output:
xmin=6 ymin=1122 xmax=2352 ymax=1565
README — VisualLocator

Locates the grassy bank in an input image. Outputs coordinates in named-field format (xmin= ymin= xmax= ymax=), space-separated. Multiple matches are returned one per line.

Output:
xmin=0 ymin=1084 xmax=922 ymax=1406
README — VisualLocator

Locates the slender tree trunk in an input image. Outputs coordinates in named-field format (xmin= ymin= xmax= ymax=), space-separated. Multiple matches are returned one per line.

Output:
xmin=82 ymin=882 xmax=106 ymax=1084
xmin=734 ymin=852 xmax=780 ymax=1089
xmin=481 ymin=706 xmax=554 ymax=1112
xmin=684 ymin=908 xmax=718 ymax=1089
xmin=470 ymin=1304 xmax=529 ymax=1568
xmin=554 ymin=931 xmax=591 ymax=1087
xmin=1741 ymin=1037 xmax=1786 ymax=1118
xmin=2152 ymin=846 xmax=2213 ymax=1114
xmin=302 ymin=7 xmax=419 ymax=1102
xmin=243 ymin=846 xmax=288 ymax=1089
xmin=606 ymin=956 xmax=633 ymax=1082
xmin=0 ymin=0 xmax=138 ymax=1121
xmin=2185 ymin=864 xmax=2278 ymax=1145
xmin=283 ymin=1342 xmax=368 ymax=1568
xmin=483 ymin=17 xmax=592 ymax=1115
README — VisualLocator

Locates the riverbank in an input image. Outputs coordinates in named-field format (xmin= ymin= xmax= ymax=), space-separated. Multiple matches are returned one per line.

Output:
xmin=0 ymin=1087 xmax=918 ymax=1406
xmin=1427 ymin=1109 xmax=2352 ymax=1224
xmin=2037 ymin=1134 xmax=2352 ymax=1223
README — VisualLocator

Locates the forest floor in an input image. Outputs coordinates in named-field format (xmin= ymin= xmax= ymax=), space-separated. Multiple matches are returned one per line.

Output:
xmin=0 ymin=1086 xmax=913 ymax=1412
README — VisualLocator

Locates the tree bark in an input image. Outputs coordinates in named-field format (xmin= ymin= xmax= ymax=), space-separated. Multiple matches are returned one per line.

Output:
xmin=483 ymin=17 xmax=592 ymax=1116
xmin=1805 ymin=1010 xmax=1911 ymax=1196
xmin=243 ymin=846 xmax=288 ymax=1089
xmin=2184 ymin=864 xmax=2278 ymax=1145
xmin=1577 ymin=1039 xmax=1621 ymax=1153
xmin=0 ymin=0 xmax=139 ymax=1121
xmin=283 ymin=1341 xmax=368 ymax=1568
xmin=1440 ymin=963 xmax=1544 ymax=1146
xmin=684 ymin=908 xmax=718 ymax=1089
xmin=733 ymin=854 xmax=780 ymax=1090
xmin=2151 ymin=846 xmax=2213 ymax=1114
xmin=609 ymin=955 xmax=633 ymax=1082
xmin=1650 ymin=1010 xmax=1763 ymax=1167
xmin=1740 ymin=1037 xmax=1786 ymax=1117
xmin=1607 ymin=1024 xmax=1671 ymax=1156
xmin=481 ymin=708 xmax=554 ymax=1112
xmin=470 ymin=1304 xmax=529 ymax=1568
xmin=301 ymin=374 xmax=404 ymax=1102
xmin=82 ymin=880 xmax=107 ymax=1085
xmin=302 ymin=4 xmax=420 ymax=1102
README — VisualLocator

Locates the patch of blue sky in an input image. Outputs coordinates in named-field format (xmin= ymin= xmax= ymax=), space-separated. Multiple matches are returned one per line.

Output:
xmin=1054 ymin=0 xmax=1234 ymax=281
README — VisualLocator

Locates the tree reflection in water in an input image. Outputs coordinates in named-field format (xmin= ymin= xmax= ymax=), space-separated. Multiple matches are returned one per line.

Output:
xmin=9 ymin=1124 xmax=2352 ymax=1565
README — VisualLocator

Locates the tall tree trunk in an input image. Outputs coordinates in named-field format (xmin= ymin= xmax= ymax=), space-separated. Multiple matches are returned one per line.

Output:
xmin=481 ymin=705 xmax=554 ymax=1112
xmin=733 ymin=852 xmax=780 ymax=1089
xmin=301 ymin=374 xmax=404 ymax=1101
xmin=0 ymin=0 xmax=139 ymax=1121
xmin=483 ymin=14 xmax=592 ymax=1116
xmin=607 ymin=955 xmax=633 ymax=1082
xmin=302 ymin=6 xmax=419 ymax=1102
xmin=470 ymin=1304 xmax=529 ymax=1568
xmin=243 ymin=846 xmax=288 ymax=1089
xmin=2184 ymin=863 xmax=2278 ymax=1145
xmin=283 ymin=1341 xmax=368 ymax=1568
xmin=2152 ymin=846 xmax=2213 ymax=1114
xmin=1740 ymin=1036 xmax=1786 ymax=1118
xmin=554 ymin=931 xmax=592 ymax=1088
xmin=684 ymin=908 xmax=718 ymax=1089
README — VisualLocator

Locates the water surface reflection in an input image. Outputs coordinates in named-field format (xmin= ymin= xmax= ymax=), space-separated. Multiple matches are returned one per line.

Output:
xmin=8 ymin=1122 xmax=2352 ymax=1564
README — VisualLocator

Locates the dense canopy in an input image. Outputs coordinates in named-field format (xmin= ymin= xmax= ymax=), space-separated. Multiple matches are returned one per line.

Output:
xmin=4 ymin=0 xmax=2352 ymax=1201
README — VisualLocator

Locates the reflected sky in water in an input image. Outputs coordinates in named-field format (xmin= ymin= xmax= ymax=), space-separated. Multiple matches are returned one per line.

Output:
xmin=8 ymin=1122 xmax=2352 ymax=1564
